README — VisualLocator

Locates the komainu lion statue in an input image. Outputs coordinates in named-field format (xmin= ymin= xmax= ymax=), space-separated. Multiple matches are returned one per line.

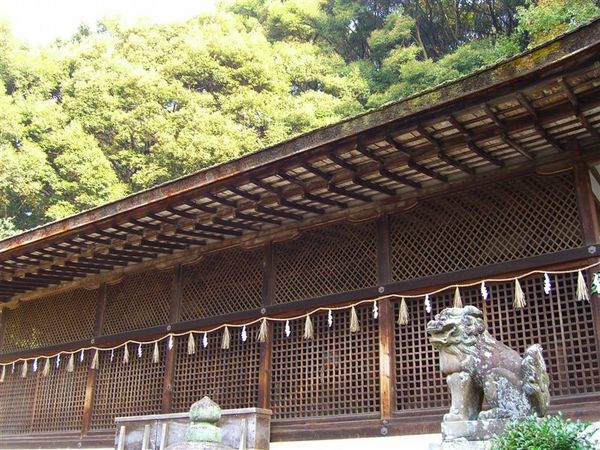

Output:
xmin=427 ymin=306 xmax=550 ymax=422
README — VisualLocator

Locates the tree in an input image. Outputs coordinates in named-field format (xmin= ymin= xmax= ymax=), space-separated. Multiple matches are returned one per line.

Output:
xmin=517 ymin=0 xmax=600 ymax=47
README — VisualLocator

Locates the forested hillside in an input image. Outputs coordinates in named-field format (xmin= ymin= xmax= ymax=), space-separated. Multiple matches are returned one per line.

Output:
xmin=1 ymin=0 xmax=598 ymax=237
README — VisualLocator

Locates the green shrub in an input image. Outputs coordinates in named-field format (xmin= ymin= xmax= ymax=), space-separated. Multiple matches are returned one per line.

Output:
xmin=492 ymin=414 xmax=596 ymax=450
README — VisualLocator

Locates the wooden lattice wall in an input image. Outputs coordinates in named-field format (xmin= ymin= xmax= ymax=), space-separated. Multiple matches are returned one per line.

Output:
xmin=394 ymin=272 xmax=600 ymax=412
xmin=0 ymin=365 xmax=37 ymax=434
xmin=0 ymin=173 xmax=598 ymax=439
xmin=180 ymin=247 xmax=263 ymax=321
xmin=0 ymin=354 xmax=88 ymax=434
xmin=102 ymin=270 xmax=173 ymax=335
xmin=391 ymin=174 xmax=583 ymax=280
xmin=0 ymin=288 xmax=97 ymax=353
xmin=171 ymin=330 xmax=260 ymax=413
xmin=270 ymin=304 xmax=380 ymax=420
xmin=91 ymin=342 xmax=166 ymax=430
xmin=274 ymin=221 xmax=377 ymax=304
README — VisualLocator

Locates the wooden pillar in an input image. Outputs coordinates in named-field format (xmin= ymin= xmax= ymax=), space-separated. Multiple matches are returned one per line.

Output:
xmin=258 ymin=324 xmax=273 ymax=410
xmin=377 ymin=213 xmax=392 ymax=284
xmin=376 ymin=214 xmax=396 ymax=419
xmin=162 ymin=264 xmax=183 ymax=413
xmin=573 ymin=163 xmax=600 ymax=356
xmin=0 ymin=307 xmax=8 ymax=352
xmin=574 ymin=162 xmax=600 ymax=245
xmin=81 ymin=283 xmax=107 ymax=436
xmin=258 ymin=242 xmax=274 ymax=410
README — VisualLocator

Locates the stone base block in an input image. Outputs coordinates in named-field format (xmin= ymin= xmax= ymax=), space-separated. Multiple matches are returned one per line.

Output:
xmin=429 ymin=439 xmax=492 ymax=450
xmin=442 ymin=419 xmax=510 ymax=442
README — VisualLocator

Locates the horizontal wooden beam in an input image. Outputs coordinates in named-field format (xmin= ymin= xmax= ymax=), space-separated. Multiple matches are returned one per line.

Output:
xmin=177 ymin=228 xmax=224 ymax=241
xmin=194 ymin=223 xmax=241 ymax=236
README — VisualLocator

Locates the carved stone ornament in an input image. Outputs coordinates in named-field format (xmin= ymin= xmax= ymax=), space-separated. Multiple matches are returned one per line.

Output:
xmin=167 ymin=396 xmax=230 ymax=450
xmin=427 ymin=306 xmax=550 ymax=422
xmin=187 ymin=396 xmax=222 ymax=443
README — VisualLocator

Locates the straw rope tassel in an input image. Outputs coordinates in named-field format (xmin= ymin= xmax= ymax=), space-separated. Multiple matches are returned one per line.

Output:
xmin=188 ymin=333 xmax=196 ymax=355
xmin=453 ymin=287 xmax=462 ymax=308
xmin=480 ymin=281 xmax=488 ymax=301
xmin=577 ymin=270 xmax=590 ymax=302
xmin=544 ymin=273 xmax=552 ymax=295
xmin=594 ymin=273 xmax=600 ymax=294
xmin=349 ymin=306 xmax=360 ymax=333
xmin=21 ymin=361 xmax=27 ymax=378
xmin=67 ymin=353 xmax=75 ymax=372
xmin=222 ymin=327 xmax=230 ymax=350
xmin=303 ymin=315 xmax=313 ymax=340
xmin=257 ymin=318 xmax=268 ymax=342
xmin=43 ymin=358 xmax=50 ymax=377
xmin=123 ymin=345 xmax=129 ymax=364
xmin=91 ymin=350 xmax=99 ymax=370
xmin=398 ymin=297 xmax=409 ymax=325
xmin=0 ymin=365 xmax=5 ymax=383
xmin=153 ymin=342 xmax=160 ymax=363
xmin=513 ymin=279 xmax=526 ymax=309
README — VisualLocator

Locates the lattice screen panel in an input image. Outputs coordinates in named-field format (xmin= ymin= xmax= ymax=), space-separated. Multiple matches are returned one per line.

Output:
xmin=394 ymin=272 xmax=600 ymax=412
xmin=103 ymin=270 xmax=173 ymax=335
xmin=1 ymin=288 xmax=97 ymax=354
xmin=172 ymin=331 xmax=260 ymax=412
xmin=274 ymin=221 xmax=377 ymax=304
xmin=0 ymin=357 xmax=87 ymax=434
xmin=395 ymin=290 xmax=456 ymax=411
xmin=483 ymin=272 xmax=600 ymax=397
xmin=0 ymin=364 xmax=37 ymax=434
xmin=180 ymin=247 xmax=263 ymax=322
xmin=271 ymin=304 xmax=380 ymax=420
xmin=91 ymin=342 xmax=166 ymax=430
xmin=391 ymin=174 xmax=583 ymax=281
xmin=30 ymin=354 xmax=89 ymax=433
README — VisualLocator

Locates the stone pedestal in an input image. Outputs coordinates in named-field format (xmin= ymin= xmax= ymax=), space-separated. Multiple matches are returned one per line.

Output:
xmin=114 ymin=406 xmax=271 ymax=450
xmin=442 ymin=419 xmax=510 ymax=441
xmin=429 ymin=420 xmax=510 ymax=450
xmin=430 ymin=440 xmax=492 ymax=450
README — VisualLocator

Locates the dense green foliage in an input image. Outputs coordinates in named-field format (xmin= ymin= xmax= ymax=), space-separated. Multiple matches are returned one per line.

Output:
xmin=493 ymin=415 xmax=597 ymax=450
xmin=0 ymin=0 xmax=599 ymax=236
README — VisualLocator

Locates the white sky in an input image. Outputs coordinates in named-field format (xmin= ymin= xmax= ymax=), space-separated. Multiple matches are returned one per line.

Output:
xmin=0 ymin=0 xmax=218 ymax=45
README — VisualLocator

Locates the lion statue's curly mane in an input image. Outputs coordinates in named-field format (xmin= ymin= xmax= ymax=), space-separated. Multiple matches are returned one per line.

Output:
xmin=427 ymin=306 xmax=550 ymax=421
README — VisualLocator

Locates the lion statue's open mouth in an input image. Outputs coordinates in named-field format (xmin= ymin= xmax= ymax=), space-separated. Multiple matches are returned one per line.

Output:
xmin=427 ymin=305 xmax=550 ymax=422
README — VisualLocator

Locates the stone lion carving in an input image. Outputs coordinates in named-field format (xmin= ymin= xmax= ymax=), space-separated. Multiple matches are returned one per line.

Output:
xmin=427 ymin=306 xmax=550 ymax=421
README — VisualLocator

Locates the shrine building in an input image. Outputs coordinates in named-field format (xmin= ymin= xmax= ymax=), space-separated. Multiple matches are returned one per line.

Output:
xmin=1 ymin=18 xmax=600 ymax=448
